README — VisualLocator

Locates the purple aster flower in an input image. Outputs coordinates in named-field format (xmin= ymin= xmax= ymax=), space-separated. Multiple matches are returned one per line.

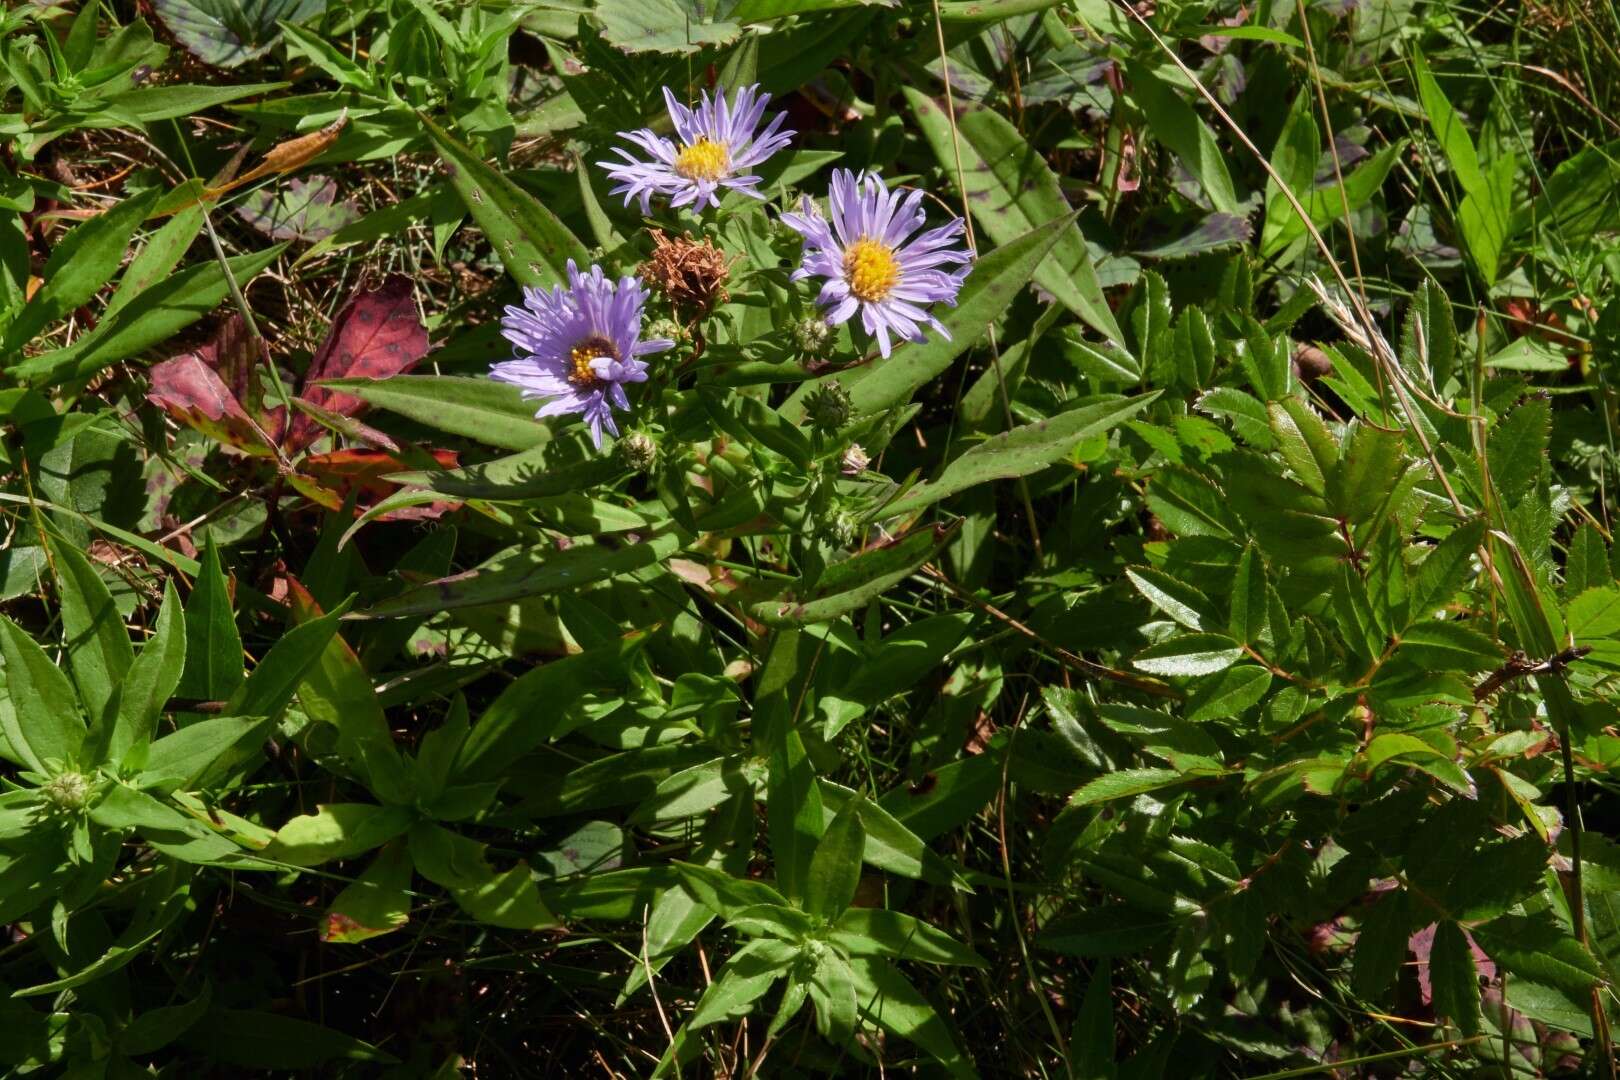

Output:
xmin=781 ymin=169 xmax=973 ymax=359
xmin=491 ymin=261 xmax=673 ymax=449
xmin=597 ymin=84 xmax=795 ymax=215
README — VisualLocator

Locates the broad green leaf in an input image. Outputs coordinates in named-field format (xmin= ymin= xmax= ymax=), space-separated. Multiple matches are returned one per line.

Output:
xmin=122 ymin=984 xmax=213 ymax=1056
xmin=1400 ymin=277 xmax=1456 ymax=388
xmin=150 ymin=0 xmax=324 ymax=67
xmin=455 ymin=645 xmax=636 ymax=781
xmin=832 ymin=908 xmax=987 ymax=966
xmin=1429 ymin=921 xmax=1480 ymax=1036
xmin=1124 ymin=61 xmax=1240 ymax=214
xmin=1069 ymin=768 xmax=1185 ymax=808
xmin=904 ymin=87 xmax=1121 ymax=342
xmin=1131 ymin=633 xmax=1244 ymax=677
xmin=847 ymin=957 xmax=977 ymax=1078
xmin=807 ymin=948 xmax=857 ymax=1044
xmin=1395 ymin=621 xmax=1500 ymax=672
xmin=89 ymin=783 xmax=262 ymax=866
xmin=0 ymin=615 xmax=84 ymax=772
xmin=1333 ymin=421 xmax=1405 ymax=524
xmin=142 ymin=715 xmax=269 ymax=791
xmin=421 ymin=113 xmax=589 ymax=290
xmin=267 ymin=803 xmax=414 ymax=867
xmin=1488 ymin=397 xmax=1549 ymax=506
xmin=1228 ymin=545 xmax=1270 ymax=647
xmin=1411 ymin=51 xmax=1485 ymax=195
xmin=818 ymin=780 xmax=966 ymax=887
xmin=409 ymin=822 xmax=557 ymax=929
xmin=1409 ymin=520 xmax=1484 ymax=624
xmin=1351 ymin=890 xmax=1411 ymax=999
xmin=320 ymin=375 xmax=550 ymax=451
xmin=1570 ymin=585 xmax=1620 ymax=643
xmin=1126 ymin=566 xmax=1216 ymax=631
xmin=804 ymin=794 xmax=864 ymax=919
xmin=287 ymin=582 xmax=411 ymax=803
xmin=1185 ymin=664 xmax=1271 ymax=722
xmin=597 ymin=0 xmax=742 ymax=53
xmin=224 ymin=602 xmax=345 ymax=720
xmin=750 ymin=524 xmax=957 ymax=625
xmin=1070 ymin=958 xmax=1116 ymax=1080
xmin=45 ymin=531 xmax=133 ymax=725
xmin=12 ymin=880 xmax=188 ymax=997
xmin=1260 ymin=91 xmax=1319 ymax=259
xmin=700 ymin=387 xmax=813 ymax=469
xmin=176 ymin=539 xmax=242 ymax=702
xmin=883 ymin=393 xmax=1158 ymax=517
xmin=112 ymin=579 xmax=185 ymax=764
xmin=358 ymin=529 xmax=684 ymax=619
xmin=13 ymin=245 xmax=286 ymax=387
xmin=3 ymin=189 xmax=160 ymax=354
xmin=769 ymin=729 xmax=823 ymax=903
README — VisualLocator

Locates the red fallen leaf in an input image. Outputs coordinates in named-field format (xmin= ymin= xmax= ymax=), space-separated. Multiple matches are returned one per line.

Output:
xmin=285 ymin=275 xmax=429 ymax=453
xmin=289 ymin=448 xmax=461 ymax=522
xmin=148 ymin=349 xmax=277 ymax=456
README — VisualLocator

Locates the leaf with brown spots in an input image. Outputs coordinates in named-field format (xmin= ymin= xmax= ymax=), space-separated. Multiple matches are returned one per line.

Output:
xmin=285 ymin=275 xmax=429 ymax=452
xmin=147 ymin=341 xmax=278 ymax=457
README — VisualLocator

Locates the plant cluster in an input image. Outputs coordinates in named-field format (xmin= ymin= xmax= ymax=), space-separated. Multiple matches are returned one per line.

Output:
xmin=2 ymin=0 xmax=1620 ymax=1076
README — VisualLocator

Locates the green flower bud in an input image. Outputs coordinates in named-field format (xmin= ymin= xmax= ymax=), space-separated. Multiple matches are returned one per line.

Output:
xmin=646 ymin=317 xmax=684 ymax=345
xmin=793 ymin=317 xmax=834 ymax=355
xmin=42 ymin=771 xmax=91 ymax=813
xmin=617 ymin=431 xmax=659 ymax=472
xmin=804 ymin=382 xmax=853 ymax=432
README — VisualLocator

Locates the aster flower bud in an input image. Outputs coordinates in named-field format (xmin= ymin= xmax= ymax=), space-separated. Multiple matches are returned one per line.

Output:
xmin=841 ymin=443 xmax=871 ymax=476
xmin=823 ymin=508 xmax=860 ymax=548
xmin=42 ymin=771 xmax=91 ymax=812
xmin=804 ymin=382 xmax=853 ymax=431
xmin=646 ymin=317 xmax=684 ymax=345
xmin=618 ymin=431 xmax=658 ymax=472
xmin=793 ymin=317 xmax=833 ymax=355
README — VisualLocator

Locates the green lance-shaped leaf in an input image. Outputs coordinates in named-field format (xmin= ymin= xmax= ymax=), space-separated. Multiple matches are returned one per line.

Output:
xmin=0 ymin=615 xmax=85 ymax=773
xmin=749 ymin=523 xmax=958 ymax=625
xmin=1131 ymin=633 xmax=1244 ymax=677
xmin=176 ymin=539 xmax=243 ymax=702
xmin=1429 ymin=920 xmax=1482 ymax=1036
xmin=141 ymin=715 xmax=272 ymax=792
xmin=848 ymin=956 xmax=978 ymax=1078
xmin=769 ymin=729 xmax=824 ymax=903
xmin=287 ymin=586 xmax=413 ymax=805
xmin=357 ymin=528 xmax=685 ymax=620
xmin=11 ymin=877 xmax=189 ymax=997
xmin=831 ymin=907 xmax=987 ymax=966
xmin=700 ymin=387 xmax=813 ymax=469
xmin=178 ymin=1009 xmax=396 ymax=1068
xmin=1266 ymin=398 xmax=1336 ymax=496
xmin=112 ymin=578 xmax=186 ymax=765
xmin=409 ymin=821 xmax=558 ymax=929
xmin=882 ymin=392 xmax=1158 ymax=517
xmin=420 ymin=113 xmax=589 ymax=290
xmin=2 ymin=188 xmax=159 ymax=355
xmin=783 ymin=212 xmax=1075 ymax=424
xmin=1068 ymin=767 xmax=1186 ymax=808
xmin=265 ymin=803 xmax=416 ymax=867
xmin=45 ymin=530 xmax=133 ymax=726
xmin=12 ymin=244 xmax=286 ymax=388
xmin=224 ymin=600 xmax=346 ymax=722
xmin=323 ymin=840 xmax=413 ymax=944
xmin=319 ymin=375 xmax=552 ymax=451
xmin=804 ymin=793 xmax=864 ymax=920
xmin=1124 ymin=61 xmax=1241 ymax=215
xmin=903 ymin=87 xmax=1121 ymax=343
xmin=1260 ymin=90 xmax=1319 ymax=260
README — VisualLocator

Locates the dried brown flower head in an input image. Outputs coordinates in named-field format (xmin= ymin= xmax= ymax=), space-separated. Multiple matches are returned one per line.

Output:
xmin=641 ymin=229 xmax=731 ymax=317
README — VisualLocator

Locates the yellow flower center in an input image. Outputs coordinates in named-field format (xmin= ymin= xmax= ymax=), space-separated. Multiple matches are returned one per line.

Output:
xmin=844 ymin=238 xmax=901 ymax=302
xmin=569 ymin=337 xmax=617 ymax=386
xmin=674 ymin=138 xmax=730 ymax=182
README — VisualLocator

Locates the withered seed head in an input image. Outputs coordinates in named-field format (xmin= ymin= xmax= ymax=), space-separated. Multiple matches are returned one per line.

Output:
xmin=641 ymin=229 xmax=731 ymax=316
